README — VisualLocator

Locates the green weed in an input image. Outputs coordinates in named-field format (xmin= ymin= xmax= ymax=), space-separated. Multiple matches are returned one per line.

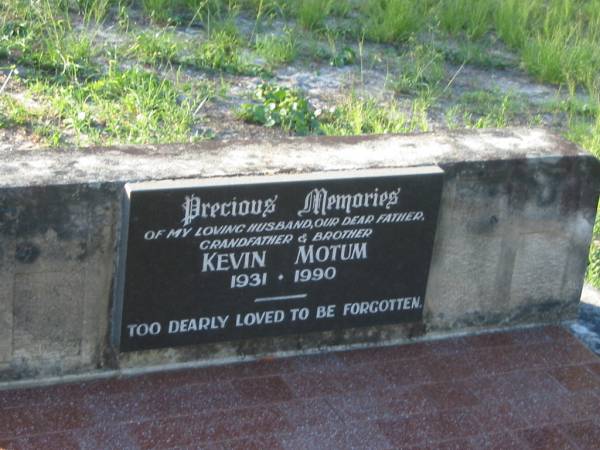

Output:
xmin=394 ymin=43 xmax=445 ymax=96
xmin=437 ymin=0 xmax=493 ymax=40
xmin=191 ymin=29 xmax=263 ymax=75
xmin=142 ymin=0 xmax=179 ymax=24
xmin=458 ymin=90 xmax=521 ymax=129
xmin=238 ymin=0 xmax=285 ymax=19
xmin=237 ymin=83 xmax=319 ymax=134
xmin=255 ymin=30 xmax=296 ymax=65
xmin=543 ymin=95 xmax=599 ymax=120
xmin=193 ymin=29 xmax=240 ymax=71
xmin=439 ymin=41 xmax=514 ymax=69
xmin=320 ymin=95 xmax=429 ymax=136
xmin=30 ymin=67 xmax=199 ymax=145
xmin=75 ymin=0 xmax=115 ymax=24
xmin=566 ymin=101 xmax=600 ymax=157
xmin=586 ymin=241 xmax=600 ymax=289
xmin=492 ymin=0 xmax=600 ymax=88
xmin=293 ymin=0 xmax=327 ymax=30
xmin=151 ymin=0 xmax=240 ymax=25
xmin=129 ymin=30 xmax=180 ymax=65
xmin=495 ymin=0 xmax=539 ymax=50
xmin=28 ymin=32 xmax=99 ymax=81
xmin=324 ymin=31 xmax=355 ymax=67
xmin=116 ymin=2 xmax=131 ymax=30
xmin=330 ymin=47 xmax=355 ymax=67
xmin=444 ymin=105 xmax=461 ymax=130
xmin=0 ymin=94 xmax=29 ymax=128
xmin=0 ymin=2 xmax=99 ymax=82
xmin=34 ymin=123 xmax=63 ymax=147
xmin=524 ymin=32 xmax=600 ymax=86
xmin=360 ymin=0 xmax=425 ymax=43
xmin=185 ymin=0 xmax=241 ymax=25
xmin=521 ymin=30 xmax=571 ymax=85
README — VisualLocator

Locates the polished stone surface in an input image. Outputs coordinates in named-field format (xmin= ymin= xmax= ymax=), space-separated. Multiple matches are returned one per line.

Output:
xmin=0 ymin=325 xmax=599 ymax=449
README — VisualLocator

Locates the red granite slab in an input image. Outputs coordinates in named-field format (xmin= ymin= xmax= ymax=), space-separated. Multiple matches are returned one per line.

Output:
xmin=0 ymin=402 xmax=93 ymax=440
xmin=336 ymin=341 xmax=432 ymax=364
xmin=465 ymin=369 xmax=567 ymax=402
xmin=559 ymin=420 xmax=600 ymax=450
xmin=588 ymin=362 xmax=600 ymax=377
xmin=470 ymin=399 xmax=531 ymax=432
xmin=278 ymin=421 xmax=392 ymax=450
xmin=517 ymin=426 xmax=579 ymax=450
xmin=206 ymin=434 xmax=284 ymax=450
xmin=415 ymin=381 xmax=480 ymax=410
xmin=326 ymin=385 xmax=438 ymax=422
xmin=375 ymin=356 xmax=435 ymax=386
xmin=0 ymin=325 xmax=597 ymax=449
xmin=549 ymin=364 xmax=600 ymax=391
xmin=130 ymin=405 xmax=291 ymax=448
xmin=280 ymin=398 xmax=341 ymax=431
xmin=468 ymin=432 xmax=530 ymax=450
xmin=409 ymin=433 xmax=529 ymax=450
xmin=376 ymin=409 xmax=482 ymax=447
xmin=231 ymin=375 xmax=295 ymax=404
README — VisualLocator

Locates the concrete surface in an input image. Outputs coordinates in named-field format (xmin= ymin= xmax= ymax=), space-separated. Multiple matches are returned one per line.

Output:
xmin=0 ymin=128 xmax=593 ymax=187
xmin=571 ymin=285 xmax=600 ymax=355
xmin=0 ymin=128 xmax=598 ymax=382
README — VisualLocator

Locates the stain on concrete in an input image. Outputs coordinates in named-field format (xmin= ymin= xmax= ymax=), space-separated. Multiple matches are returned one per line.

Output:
xmin=15 ymin=242 xmax=40 ymax=264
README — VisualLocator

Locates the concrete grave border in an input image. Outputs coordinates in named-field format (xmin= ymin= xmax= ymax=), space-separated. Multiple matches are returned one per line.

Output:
xmin=0 ymin=128 xmax=598 ymax=382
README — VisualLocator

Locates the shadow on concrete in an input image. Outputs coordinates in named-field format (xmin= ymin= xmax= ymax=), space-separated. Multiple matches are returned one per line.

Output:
xmin=571 ymin=284 xmax=600 ymax=355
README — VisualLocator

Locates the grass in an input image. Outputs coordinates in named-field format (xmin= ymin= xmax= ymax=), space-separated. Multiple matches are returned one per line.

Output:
xmin=437 ymin=0 xmax=492 ymax=40
xmin=190 ymin=29 xmax=264 ymax=75
xmin=291 ymin=0 xmax=330 ymax=30
xmin=458 ymin=90 xmax=522 ymax=129
xmin=142 ymin=0 xmax=176 ymax=24
xmin=76 ymin=0 xmax=115 ymax=24
xmin=287 ymin=0 xmax=350 ymax=30
xmin=494 ymin=0 xmax=533 ymax=49
xmin=496 ymin=0 xmax=600 ymax=88
xmin=320 ymin=95 xmax=429 ymax=136
xmin=2 ymin=1 xmax=597 ymax=88
xmin=237 ymin=85 xmax=430 ymax=136
xmin=28 ymin=67 xmax=201 ymax=145
xmin=128 ymin=29 xmax=181 ymax=65
xmin=0 ymin=94 xmax=29 ymax=128
xmin=0 ymin=0 xmax=597 ymax=146
xmin=0 ymin=1 xmax=102 ymax=81
xmin=255 ymin=30 xmax=296 ymax=65
xmin=329 ymin=46 xmax=355 ymax=68
xmin=437 ymin=40 xmax=515 ymax=70
xmin=360 ymin=0 xmax=426 ymax=43
xmin=1 ymin=1 xmax=599 ymax=139
xmin=323 ymin=30 xmax=356 ymax=67
xmin=393 ymin=43 xmax=446 ymax=96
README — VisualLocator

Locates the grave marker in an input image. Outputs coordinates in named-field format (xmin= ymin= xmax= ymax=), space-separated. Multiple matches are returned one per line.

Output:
xmin=116 ymin=167 xmax=444 ymax=351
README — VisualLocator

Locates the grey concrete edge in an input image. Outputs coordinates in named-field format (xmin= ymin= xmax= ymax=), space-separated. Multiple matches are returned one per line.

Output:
xmin=0 ymin=321 xmax=573 ymax=391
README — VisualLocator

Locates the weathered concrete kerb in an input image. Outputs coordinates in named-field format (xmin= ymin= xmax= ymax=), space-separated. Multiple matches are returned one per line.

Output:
xmin=0 ymin=128 xmax=598 ymax=382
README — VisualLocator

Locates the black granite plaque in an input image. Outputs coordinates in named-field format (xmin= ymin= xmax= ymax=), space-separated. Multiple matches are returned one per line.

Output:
xmin=116 ymin=167 xmax=443 ymax=351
